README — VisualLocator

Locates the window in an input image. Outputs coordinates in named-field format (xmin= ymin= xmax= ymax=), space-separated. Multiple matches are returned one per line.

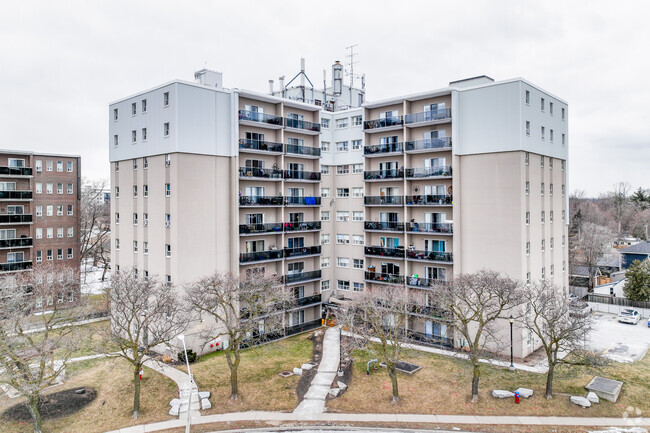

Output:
xmin=525 ymin=152 xmax=529 ymax=165
xmin=321 ymin=257 xmax=330 ymax=268
xmin=550 ymin=129 xmax=554 ymax=142
xmin=46 ymin=160 xmax=53 ymax=171
xmin=337 ymin=280 xmax=350 ymax=291
xmin=336 ymin=118 xmax=348 ymax=128
xmin=35 ymin=160 xmax=42 ymax=172
xmin=131 ymin=102 xmax=137 ymax=115
xmin=541 ymin=183 xmax=545 ymax=195
xmin=336 ymin=141 xmax=349 ymax=152
xmin=550 ymin=237 xmax=554 ymax=250
xmin=549 ymin=158 xmax=554 ymax=169
xmin=143 ymin=213 xmax=148 ymax=226
xmin=143 ymin=242 xmax=149 ymax=254
xmin=142 ymin=126 xmax=148 ymax=139
xmin=47 ymin=205 xmax=53 ymax=216
xmin=67 ymin=227 xmax=73 ymax=237
xmin=352 ymin=115 xmax=362 ymax=126
xmin=337 ymin=188 xmax=349 ymax=198
xmin=562 ymin=184 xmax=565 ymax=195
xmin=57 ymin=183 xmax=63 ymax=194
xmin=353 ymin=234 xmax=364 ymax=245
xmin=336 ymin=234 xmax=350 ymax=244
xmin=67 ymin=161 xmax=73 ymax=172
xmin=141 ymin=99 xmax=147 ymax=113
xmin=133 ymin=241 xmax=138 ymax=252
xmin=165 ymin=214 xmax=171 ymax=227
xmin=525 ymin=121 xmax=530 ymax=135
xmin=336 ymin=211 xmax=349 ymax=221
xmin=541 ymin=267 xmax=546 ymax=279
xmin=115 ymin=161 xmax=119 ymax=172
xmin=550 ymin=264 xmax=554 ymax=277
xmin=114 ymin=134 xmax=119 ymax=147
xmin=115 ymin=212 xmax=119 ymax=224
xmin=561 ymin=107 xmax=565 ymax=120
xmin=133 ymin=186 xmax=138 ymax=197
xmin=36 ymin=205 xmax=43 ymax=217
xmin=143 ymin=185 xmax=148 ymax=197
xmin=67 ymin=248 xmax=73 ymax=259
xmin=526 ymin=272 xmax=531 ymax=285
xmin=67 ymin=183 xmax=73 ymax=194
xmin=550 ymin=184 xmax=554 ymax=195
xmin=562 ymin=235 xmax=566 ymax=246
xmin=115 ymin=186 xmax=119 ymax=198
xmin=541 ymin=126 xmax=545 ymax=140
xmin=321 ymin=211 xmax=330 ymax=221
xmin=550 ymin=211 xmax=554 ymax=223
xmin=164 ymin=122 xmax=170 ymax=136
xmin=133 ymin=159 xmax=138 ymax=170
xmin=353 ymin=259 xmax=364 ymax=269
xmin=562 ymin=210 xmax=566 ymax=221
xmin=561 ymin=160 xmax=565 ymax=170
xmin=57 ymin=161 xmax=63 ymax=172
xmin=541 ymin=98 xmax=545 ymax=111
xmin=352 ymin=188 xmax=363 ymax=198
xmin=352 ymin=140 xmax=362 ymax=150
xmin=321 ymin=141 xmax=330 ymax=152
xmin=47 ymin=249 xmax=53 ymax=260
xmin=321 ymin=188 xmax=330 ymax=198
xmin=164 ymin=91 xmax=169 ymax=106
xmin=321 ymin=118 xmax=329 ymax=129
xmin=321 ymin=165 xmax=330 ymax=175
xmin=57 ymin=227 xmax=63 ymax=238
xmin=132 ymin=130 xmax=137 ymax=143
xmin=353 ymin=164 xmax=363 ymax=174
xmin=540 ymin=156 xmax=545 ymax=167
xmin=525 ymin=211 xmax=530 ymax=225
xmin=353 ymin=282 xmax=364 ymax=292
xmin=113 ymin=108 xmax=119 ymax=120
xmin=165 ymin=244 xmax=171 ymax=257
xmin=165 ymin=154 xmax=171 ymax=167
xmin=46 ymin=183 xmax=53 ymax=194
xmin=337 ymin=165 xmax=349 ymax=174
xmin=57 ymin=205 xmax=63 ymax=216
xmin=143 ymin=157 xmax=148 ymax=169
xmin=541 ymin=211 xmax=545 ymax=223
xmin=549 ymin=102 xmax=554 ymax=115
xmin=525 ymin=181 xmax=529 ymax=195
xmin=525 ymin=90 xmax=530 ymax=104
xmin=36 ymin=228 xmax=42 ymax=239
xmin=36 ymin=183 xmax=42 ymax=194
xmin=321 ymin=280 xmax=330 ymax=291
xmin=321 ymin=234 xmax=330 ymax=244
xmin=561 ymin=133 xmax=566 ymax=146
xmin=133 ymin=213 xmax=138 ymax=225
xmin=353 ymin=211 xmax=363 ymax=221
xmin=36 ymin=250 xmax=42 ymax=263
xmin=165 ymin=183 xmax=171 ymax=197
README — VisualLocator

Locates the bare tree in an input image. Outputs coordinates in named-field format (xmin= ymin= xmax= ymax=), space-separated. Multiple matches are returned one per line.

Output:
xmin=432 ymin=270 xmax=521 ymax=402
xmin=0 ymin=265 xmax=85 ymax=433
xmin=103 ymin=270 xmax=187 ymax=418
xmin=185 ymin=271 xmax=290 ymax=400
xmin=80 ymin=178 xmax=110 ymax=282
xmin=521 ymin=280 xmax=593 ymax=398
xmin=339 ymin=284 xmax=423 ymax=403
xmin=575 ymin=222 xmax=615 ymax=289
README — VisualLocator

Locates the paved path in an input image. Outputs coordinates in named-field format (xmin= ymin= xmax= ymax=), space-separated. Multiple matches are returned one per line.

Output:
xmin=104 ymin=411 xmax=650 ymax=433
xmin=293 ymin=327 xmax=341 ymax=415
xmin=141 ymin=355 xmax=200 ymax=420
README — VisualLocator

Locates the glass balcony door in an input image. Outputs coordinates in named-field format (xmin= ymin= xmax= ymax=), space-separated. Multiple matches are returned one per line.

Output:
xmin=287 ymin=237 xmax=304 ymax=248
xmin=424 ymin=239 xmax=445 ymax=253
xmin=245 ymin=240 xmax=265 ymax=253
xmin=381 ymin=262 xmax=400 ymax=275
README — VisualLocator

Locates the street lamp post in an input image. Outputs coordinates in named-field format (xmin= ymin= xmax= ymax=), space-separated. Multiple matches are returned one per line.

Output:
xmin=509 ymin=315 xmax=515 ymax=371
xmin=178 ymin=334 xmax=193 ymax=433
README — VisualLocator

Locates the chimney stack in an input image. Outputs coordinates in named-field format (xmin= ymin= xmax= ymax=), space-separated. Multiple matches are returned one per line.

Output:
xmin=269 ymin=80 xmax=274 ymax=95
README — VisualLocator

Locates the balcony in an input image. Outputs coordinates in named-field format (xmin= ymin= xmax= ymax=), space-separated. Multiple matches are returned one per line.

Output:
xmin=404 ymin=108 xmax=452 ymax=126
xmin=239 ymin=222 xmax=284 ymax=235
xmin=239 ymin=196 xmax=284 ymax=207
xmin=0 ymin=214 xmax=33 ymax=225
xmin=363 ymin=142 xmax=404 ymax=157
xmin=406 ymin=222 xmax=453 ymax=235
xmin=0 ymin=238 xmax=33 ymax=249
xmin=284 ymin=270 xmax=322 ymax=285
xmin=284 ymin=196 xmax=321 ymax=206
xmin=285 ymin=144 xmax=321 ymax=158
xmin=405 ymin=330 xmax=454 ymax=349
xmin=364 ymin=221 xmax=404 ymax=232
xmin=364 ymin=246 xmax=405 ymax=258
xmin=364 ymin=169 xmax=403 ymax=181
xmin=239 ymin=167 xmax=283 ymax=180
xmin=406 ymin=249 xmax=453 ymax=263
xmin=285 ymin=318 xmax=323 ymax=336
xmin=238 ymin=110 xmax=283 ymax=128
xmin=283 ymin=221 xmax=321 ymax=232
xmin=295 ymin=293 xmax=322 ymax=307
xmin=407 ymin=276 xmax=448 ymax=288
xmin=0 ymin=191 xmax=32 ymax=200
xmin=0 ymin=260 xmax=32 ymax=272
xmin=363 ymin=116 xmax=403 ymax=132
xmin=364 ymin=271 xmax=404 ymax=285
xmin=405 ymin=137 xmax=452 ymax=153
xmin=284 ymin=118 xmax=321 ymax=134
xmin=284 ymin=245 xmax=321 ymax=259
xmin=405 ymin=194 xmax=452 ymax=206
xmin=239 ymin=139 xmax=283 ymax=154
xmin=405 ymin=166 xmax=452 ymax=179
xmin=364 ymin=195 xmax=404 ymax=206
xmin=0 ymin=167 xmax=33 ymax=177
xmin=284 ymin=170 xmax=321 ymax=182
xmin=239 ymin=249 xmax=283 ymax=263
xmin=411 ymin=304 xmax=454 ymax=322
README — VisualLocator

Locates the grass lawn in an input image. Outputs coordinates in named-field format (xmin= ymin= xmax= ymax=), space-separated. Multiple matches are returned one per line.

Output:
xmin=0 ymin=357 xmax=177 ymax=433
xmin=176 ymin=333 xmax=314 ymax=414
xmin=328 ymin=347 xmax=650 ymax=417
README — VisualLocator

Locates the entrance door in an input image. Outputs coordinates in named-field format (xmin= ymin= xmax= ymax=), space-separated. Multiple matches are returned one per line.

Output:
xmin=425 ymin=321 xmax=433 ymax=337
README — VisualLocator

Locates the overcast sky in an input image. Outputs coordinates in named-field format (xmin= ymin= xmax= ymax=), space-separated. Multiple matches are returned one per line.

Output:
xmin=1 ymin=0 xmax=648 ymax=196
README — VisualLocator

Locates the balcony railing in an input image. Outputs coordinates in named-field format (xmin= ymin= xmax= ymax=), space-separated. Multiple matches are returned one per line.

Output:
xmin=406 ymin=330 xmax=454 ymax=349
xmin=239 ymin=222 xmax=284 ymax=234
xmin=405 ymin=166 xmax=452 ymax=178
xmin=284 ymin=118 xmax=321 ymax=133
xmin=285 ymin=144 xmax=321 ymax=157
xmin=0 ymin=260 xmax=32 ymax=272
xmin=407 ymin=276 xmax=448 ymax=287
xmin=283 ymin=221 xmax=321 ymax=232
xmin=284 ymin=270 xmax=322 ymax=284
xmin=239 ymin=196 xmax=284 ymax=206
xmin=239 ymin=138 xmax=283 ymax=153
xmin=404 ymin=108 xmax=452 ymax=124
xmin=406 ymin=249 xmax=453 ymax=263
xmin=238 ymin=110 xmax=283 ymax=126
xmin=239 ymin=167 xmax=283 ymax=179
xmin=0 ymin=238 xmax=33 ymax=248
xmin=0 ymin=214 xmax=33 ymax=224
xmin=405 ymin=194 xmax=452 ymax=205
xmin=406 ymin=222 xmax=453 ymax=234
xmin=364 ymin=169 xmax=403 ymax=180
xmin=364 ymin=271 xmax=404 ymax=284
xmin=364 ymin=221 xmax=404 ymax=232
xmin=285 ymin=318 xmax=323 ymax=336
xmin=0 ymin=167 xmax=33 ymax=176
xmin=364 ymin=195 xmax=404 ymax=206
xmin=295 ymin=294 xmax=322 ymax=307
xmin=405 ymin=137 xmax=452 ymax=152
xmin=284 ymin=170 xmax=321 ymax=181
xmin=364 ymin=246 xmax=405 ymax=258
xmin=363 ymin=116 xmax=403 ymax=130
xmin=411 ymin=304 xmax=454 ymax=322
xmin=0 ymin=191 xmax=32 ymax=200
xmin=239 ymin=249 xmax=284 ymax=263
xmin=284 ymin=196 xmax=321 ymax=206
xmin=363 ymin=142 xmax=404 ymax=156
xmin=284 ymin=245 xmax=321 ymax=258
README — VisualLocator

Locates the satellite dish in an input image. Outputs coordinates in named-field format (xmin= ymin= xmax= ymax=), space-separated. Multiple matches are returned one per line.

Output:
xmin=272 ymin=163 xmax=278 ymax=169
xmin=413 ymin=186 xmax=420 ymax=193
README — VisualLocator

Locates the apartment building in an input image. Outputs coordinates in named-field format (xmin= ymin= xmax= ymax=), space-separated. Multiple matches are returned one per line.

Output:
xmin=110 ymin=67 xmax=568 ymax=358
xmin=0 ymin=150 xmax=82 ymax=307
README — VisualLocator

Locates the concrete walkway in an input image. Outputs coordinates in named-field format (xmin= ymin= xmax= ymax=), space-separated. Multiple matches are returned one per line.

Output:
xmin=104 ymin=411 xmax=650 ymax=433
xmin=141 ymin=355 xmax=200 ymax=420
xmin=293 ymin=327 xmax=341 ymax=415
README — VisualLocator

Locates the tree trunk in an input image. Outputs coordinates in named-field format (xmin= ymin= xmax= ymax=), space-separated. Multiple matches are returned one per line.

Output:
xmin=545 ymin=363 xmax=554 ymax=399
xmin=132 ymin=364 xmax=141 ymax=418
xmin=225 ymin=348 xmax=241 ymax=400
xmin=471 ymin=362 xmax=480 ymax=402
xmin=27 ymin=394 xmax=43 ymax=433
xmin=388 ymin=364 xmax=399 ymax=402
xmin=101 ymin=260 xmax=108 ymax=282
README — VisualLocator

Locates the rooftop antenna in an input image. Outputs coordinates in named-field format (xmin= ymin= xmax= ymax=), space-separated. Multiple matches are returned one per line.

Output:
xmin=345 ymin=44 xmax=360 ymax=88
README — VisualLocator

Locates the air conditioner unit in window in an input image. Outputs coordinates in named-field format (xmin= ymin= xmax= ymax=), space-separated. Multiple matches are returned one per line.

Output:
xmin=165 ymin=161 xmax=171 ymax=167
xmin=165 ymin=222 xmax=171 ymax=227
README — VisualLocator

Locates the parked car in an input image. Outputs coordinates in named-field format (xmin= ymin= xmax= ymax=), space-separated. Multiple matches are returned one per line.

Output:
xmin=569 ymin=301 xmax=592 ymax=318
xmin=617 ymin=309 xmax=641 ymax=325
xmin=647 ymin=316 xmax=650 ymax=328
xmin=568 ymin=294 xmax=579 ymax=303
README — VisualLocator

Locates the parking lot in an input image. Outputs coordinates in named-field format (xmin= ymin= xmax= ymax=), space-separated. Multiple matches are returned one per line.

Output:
xmin=586 ymin=311 xmax=649 ymax=362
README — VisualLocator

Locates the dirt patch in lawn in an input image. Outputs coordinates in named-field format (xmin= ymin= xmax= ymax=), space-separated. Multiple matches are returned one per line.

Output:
xmin=2 ymin=388 xmax=97 ymax=422
xmin=296 ymin=330 xmax=323 ymax=401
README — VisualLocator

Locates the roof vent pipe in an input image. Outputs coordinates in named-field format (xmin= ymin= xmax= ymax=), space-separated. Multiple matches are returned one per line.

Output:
xmin=269 ymin=80 xmax=274 ymax=95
